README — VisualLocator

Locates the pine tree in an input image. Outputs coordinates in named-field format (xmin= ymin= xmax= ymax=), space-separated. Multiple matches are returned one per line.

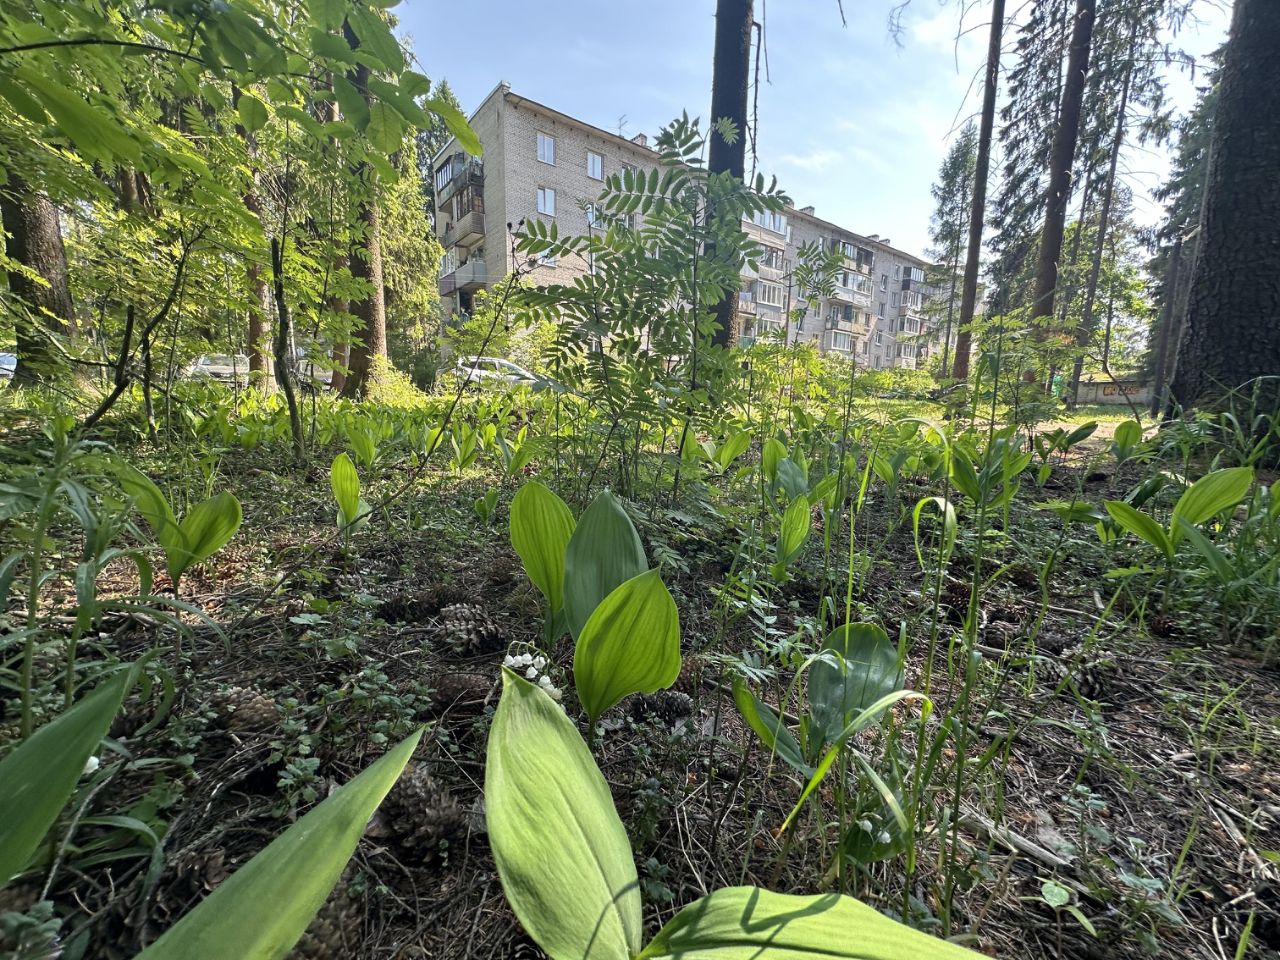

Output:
xmin=928 ymin=123 xmax=977 ymax=378
xmin=415 ymin=79 xmax=464 ymax=217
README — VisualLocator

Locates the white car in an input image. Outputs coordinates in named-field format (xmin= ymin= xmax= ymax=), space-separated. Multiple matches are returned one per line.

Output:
xmin=187 ymin=354 xmax=251 ymax=385
xmin=0 ymin=353 xmax=15 ymax=380
xmin=450 ymin=356 xmax=537 ymax=387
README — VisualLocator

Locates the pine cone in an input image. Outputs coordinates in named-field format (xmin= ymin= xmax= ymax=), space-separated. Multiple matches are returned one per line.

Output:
xmin=210 ymin=687 xmax=278 ymax=732
xmin=439 ymin=603 xmax=504 ymax=658
xmin=629 ymin=690 xmax=695 ymax=726
xmin=671 ymin=656 xmax=706 ymax=697
xmin=1043 ymin=644 xmax=1113 ymax=702
xmin=380 ymin=763 xmax=468 ymax=864
xmin=428 ymin=671 xmax=492 ymax=716
xmin=379 ymin=583 xmax=465 ymax=624
xmin=290 ymin=883 xmax=362 ymax=960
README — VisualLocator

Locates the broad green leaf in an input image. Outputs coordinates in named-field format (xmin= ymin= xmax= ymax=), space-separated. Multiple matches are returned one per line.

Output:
xmin=424 ymin=96 xmax=481 ymax=155
xmin=1171 ymin=466 xmax=1253 ymax=541
xmin=716 ymin=430 xmax=751 ymax=470
xmin=1175 ymin=516 xmax=1235 ymax=585
xmin=762 ymin=438 xmax=785 ymax=485
xmin=236 ymin=93 xmax=269 ymax=132
xmin=775 ymin=495 xmax=811 ymax=570
xmin=173 ymin=492 xmax=243 ymax=583
xmin=563 ymin=490 xmax=647 ymax=640
xmin=1041 ymin=880 xmax=1071 ymax=909
xmin=573 ymin=570 xmax=681 ymax=724
xmin=948 ymin=448 xmax=981 ymax=503
xmin=310 ymin=0 xmax=346 ymax=30
xmin=0 ymin=672 xmax=131 ymax=889
xmin=116 ymin=464 xmax=180 ymax=553
xmin=331 ymin=75 xmax=370 ymax=129
xmin=487 ymin=671 xmax=641 ymax=960
xmin=774 ymin=459 xmax=808 ymax=502
xmin=637 ymin=886 xmax=981 ymax=959
xmin=1104 ymin=501 xmax=1172 ymax=560
xmin=365 ymin=100 xmax=405 ymax=153
xmin=912 ymin=496 xmax=957 ymax=570
xmin=136 ymin=730 xmax=421 ymax=960
xmin=20 ymin=67 xmax=141 ymax=163
xmin=1113 ymin=419 xmax=1142 ymax=456
xmin=731 ymin=679 xmax=810 ymax=775
xmin=509 ymin=481 xmax=575 ymax=615
xmin=330 ymin=453 xmax=360 ymax=526
xmin=808 ymin=623 xmax=900 ymax=747
xmin=347 ymin=6 xmax=405 ymax=72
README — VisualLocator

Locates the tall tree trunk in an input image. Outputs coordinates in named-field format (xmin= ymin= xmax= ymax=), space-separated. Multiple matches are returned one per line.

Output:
xmin=1069 ymin=21 xmax=1136 ymax=404
xmin=233 ymin=86 xmax=275 ymax=389
xmin=1171 ymin=0 xmax=1280 ymax=414
xmin=339 ymin=23 xmax=387 ymax=399
xmin=707 ymin=0 xmax=752 ymax=348
xmin=952 ymin=0 xmax=1005 ymax=383
xmin=2 ymin=177 xmax=75 ymax=384
xmin=1029 ymin=0 xmax=1096 ymax=334
xmin=1149 ymin=233 xmax=1185 ymax=417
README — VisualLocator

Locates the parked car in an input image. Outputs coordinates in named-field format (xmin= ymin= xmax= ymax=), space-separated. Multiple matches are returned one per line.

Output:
xmin=449 ymin=356 xmax=538 ymax=388
xmin=187 ymin=354 xmax=251 ymax=385
xmin=0 ymin=353 xmax=16 ymax=380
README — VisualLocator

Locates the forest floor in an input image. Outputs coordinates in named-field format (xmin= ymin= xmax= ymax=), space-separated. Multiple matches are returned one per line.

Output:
xmin=3 ymin=421 xmax=1278 ymax=960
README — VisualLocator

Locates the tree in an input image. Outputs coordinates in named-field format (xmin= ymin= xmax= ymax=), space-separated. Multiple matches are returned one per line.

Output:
xmin=1171 ymin=0 xmax=1280 ymax=414
xmin=952 ymin=0 xmax=1006 ymax=383
xmin=928 ymin=123 xmax=977 ymax=378
xmin=707 ymin=0 xmax=753 ymax=348
xmin=415 ymin=78 xmax=464 ymax=216
xmin=1027 ymin=0 xmax=1097 ymax=340
xmin=1 ymin=177 xmax=75 ymax=384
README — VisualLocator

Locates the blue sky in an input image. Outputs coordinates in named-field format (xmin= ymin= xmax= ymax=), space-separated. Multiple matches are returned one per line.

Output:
xmin=403 ymin=0 xmax=1229 ymax=259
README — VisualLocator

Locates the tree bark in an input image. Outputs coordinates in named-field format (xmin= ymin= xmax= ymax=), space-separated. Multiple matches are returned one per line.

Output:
xmin=1028 ymin=0 xmax=1096 ymax=334
xmin=233 ymin=85 xmax=275 ymax=389
xmin=707 ymin=0 xmax=752 ymax=349
xmin=339 ymin=22 xmax=387 ymax=399
xmin=2 ymin=176 xmax=75 ymax=384
xmin=1171 ymin=0 xmax=1280 ymax=414
xmin=952 ymin=0 xmax=1005 ymax=383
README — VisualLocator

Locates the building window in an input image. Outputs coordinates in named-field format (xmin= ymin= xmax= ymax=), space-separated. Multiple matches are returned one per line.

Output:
xmin=585 ymin=202 xmax=600 ymax=227
xmin=752 ymin=209 xmax=788 ymax=234
xmin=875 ymin=332 xmax=883 ymax=344
xmin=537 ymin=187 xmax=556 ymax=216
xmin=587 ymin=150 xmax=603 ymax=180
xmin=539 ymin=252 xmax=558 ymax=267
xmin=877 ymin=301 xmax=886 ymax=318
xmin=762 ymin=246 xmax=785 ymax=270
xmin=757 ymin=281 xmax=783 ymax=307
xmin=434 ymin=158 xmax=453 ymax=194
xmin=537 ymin=132 xmax=556 ymax=164
xmin=831 ymin=332 xmax=852 ymax=352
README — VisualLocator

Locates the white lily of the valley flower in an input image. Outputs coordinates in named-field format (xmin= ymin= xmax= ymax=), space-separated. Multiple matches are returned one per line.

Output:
xmin=503 ymin=654 xmax=516 ymax=668
xmin=858 ymin=819 xmax=874 ymax=833
xmin=877 ymin=831 xmax=892 ymax=845
xmin=83 ymin=756 xmax=100 ymax=776
xmin=533 ymin=656 xmax=547 ymax=671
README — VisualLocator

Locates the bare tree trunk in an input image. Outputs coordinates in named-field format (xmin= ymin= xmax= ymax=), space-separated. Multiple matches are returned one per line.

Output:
xmin=1069 ymin=22 xmax=1136 ymax=405
xmin=952 ymin=0 xmax=1005 ymax=383
xmin=1172 ymin=0 xmax=1280 ymax=415
xmin=2 ymin=176 xmax=75 ymax=384
xmin=1149 ymin=234 xmax=1184 ymax=417
xmin=1028 ymin=0 xmax=1096 ymax=334
xmin=339 ymin=22 xmax=387 ymax=399
xmin=271 ymin=238 xmax=305 ymax=460
xmin=707 ymin=0 xmax=752 ymax=349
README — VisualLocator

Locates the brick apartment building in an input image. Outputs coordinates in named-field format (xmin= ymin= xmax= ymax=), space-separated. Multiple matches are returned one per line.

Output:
xmin=432 ymin=82 xmax=950 ymax=370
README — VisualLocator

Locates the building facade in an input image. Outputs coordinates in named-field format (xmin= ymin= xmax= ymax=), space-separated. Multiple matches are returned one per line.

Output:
xmin=432 ymin=82 xmax=951 ymax=370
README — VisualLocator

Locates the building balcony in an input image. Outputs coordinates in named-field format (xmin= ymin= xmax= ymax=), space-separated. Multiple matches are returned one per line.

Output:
xmin=442 ymin=210 xmax=485 ymax=249
xmin=438 ymin=259 xmax=487 ymax=296
xmin=436 ymin=156 xmax=484 ymax=207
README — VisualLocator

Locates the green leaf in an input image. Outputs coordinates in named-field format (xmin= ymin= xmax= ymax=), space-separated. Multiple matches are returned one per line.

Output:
xmin=762 ymin=438 xmax=785 ymax=485
xmin=310 ymin=0 xmax=346 ymax=30
xmin=331 ymin=75 xmax=370 ymax=129
xmin=808 ymin=623 xmax=900 ymax=747
xmin=347 ymin=6 xmax=404 ymax=72
xmin=20 ymin=67 xmax=141 ymax=163
xmin=330 ymin=453 xmax=360 ymax=526
xmin=573 ymin=569 xmax=681 ymax=724
xmin=1171 ymin=467 xmax=1253 ymax=541
xmin=486 ymin=670 xmax=641 ymax=960
xmin=365 ymin=100 xmax=405 ymax=153
xmin=563 ymin=490 xmax=647 ymax=640
xmin=0 ymin=672 xmax=131 ymax=889
xmin=136 ymin=730 xmax=421 ymax=960
xmin=509 ymin=481 xmax=575 ymax=616
xmin=637 ymin=886 xmax=981 ymax=959
xmin=731 ymin=679 xmax=810 ymax=775
xmin=1041 ymin=880 xmax=1071 ymax=909
xmin=173 ymin=492 xmax=243 ymax=584
xmin=116 ymin=464 xmax=180 ymax=554
xmin=236 ymin=93 xmax=269 ymax=132
xmin=423 ymin=96 xmax=481 ymax=155
xmin=1175 ymin=516 xmax=1235 ymax=585
xmin=948 ymin=448 xmax=982 ymax=503
xmin=775 ymin=495 xmax=811 ymax=571
xmin=716 ymin=430 xmax=751 ymax=470
xmin=1104 ymin=500 xmax=1172 ymax=560
xmin=1112 ymin=419 xmax=1142 ymax=459
xmin=775 ymin=459 xmax=808 ymax=502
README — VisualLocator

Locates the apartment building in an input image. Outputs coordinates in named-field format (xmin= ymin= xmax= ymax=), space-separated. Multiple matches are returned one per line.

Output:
xmin=432 ymin=82 xmax=949 ymax=370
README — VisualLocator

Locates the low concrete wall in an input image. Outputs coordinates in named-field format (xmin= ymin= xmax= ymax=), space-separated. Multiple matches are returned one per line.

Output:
xmin=1077 ymin=380 xmax=1151 ymax=406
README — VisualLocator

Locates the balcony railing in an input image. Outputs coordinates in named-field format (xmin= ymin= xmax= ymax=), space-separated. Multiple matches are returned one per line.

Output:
xmin=442 ymin=209 xmax=485 ymax=249
xmin=437 ymin=157 xmax=484 ymax=207
xmin=438 ymin=259 xmax=487 ymax=296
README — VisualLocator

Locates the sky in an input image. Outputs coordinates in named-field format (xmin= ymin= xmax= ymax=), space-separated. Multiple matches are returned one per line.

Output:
xmin=403 ymin=0 xmax=1231 ymax=260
